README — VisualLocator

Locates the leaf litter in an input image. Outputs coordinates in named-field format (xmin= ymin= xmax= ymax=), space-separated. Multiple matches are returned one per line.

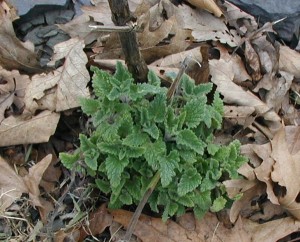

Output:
xmin=1 ymin=0 xmax=300 ymax=241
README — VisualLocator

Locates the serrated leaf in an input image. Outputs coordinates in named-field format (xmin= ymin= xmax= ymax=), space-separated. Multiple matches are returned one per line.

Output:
xmin=105 ymin=155 xmax=129 ymax=188
xmin=176 ymin=129 xmax=205 ymax=155
xmin=91 ymin=67 xmax=112 ymax=97
xmin=125 ymin=146 xmax=145 ymax=158
xmin=165 ymin=107 xmax=178 ymax=135
xmin=80 ymin=98 xmax=100 ymax=115
xmin=95 ymin=179 xmax=111 ymax=194
xmin=126 ymin=178 xmax=142 ymax=200
xmin=193 ymin=83 xmax=213 ymax=96
xmin=98 ymin=142 xmax=121 ymax=156
xmin=114 ymin=61 xmax=132 ymax=82
xmin=144 ymin=139 xmax=166 ymax=169
xmin=79 ymin=134 xmax=96 ymax=151
xmin=84 ymin=148 xmax=99 ymax=171
xmin=119 ymin=190 xmax=133 ymax=205
xmin=149 ymin=93 xmax=167 ymax=123
xmin=122 ymin=131 xmax=149 ymax=147
xmin=143 ymin=123 xmax=160 ymax=140
xmin=137 ymin=83 xmax=165 ymax=96
xmin=159 ymin=150 xmax=179 ymax=187
xmin=193 ymin=190 xmax=211 ymax=210
xmin=207 ymin=143 xmax=220 ymax=156
xmin=59 ymin=152 xmax=80 ymax=170
xmin=96 ymin=121 xmax=120 ymax=142
xmin=178 ymin=167 xmax=202 ymax=196
xmin=181 ymin=74 xmax=194 ymax=96
xmin=194 ymin=205 xmax=207 ymax=220
xmin=147 ymin=70 xmax=161 ymax=86
xmin=179 ymin=150 xmax=197 ymax=164
xmin=148 ymin=191 xmax=159 ymax=212
xmin=212 ymin=91 xmax=224 ymax=114
xmin=177 ymin=195 xmax=194 ymax=207
xmin=210 ymin=196 xmax=227 ymax=212
xmin=183 ymin=97 xmax=206 ymax=128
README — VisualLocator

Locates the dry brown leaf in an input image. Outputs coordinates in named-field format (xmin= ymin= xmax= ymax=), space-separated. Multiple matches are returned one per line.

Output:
xmin=0 ymin=155 xmax=52 ymax=212
xmin=110 ymin=209 xmax=200 ymax=242
xmin=0 ymin=67 xmax=31 ymax=122
xmin=24 ymin=38 xmax=90 ymax=114
xmin=0 ymin=156 xmax=28 ymax=211
xmin=149 ymin=0 xmax=174 ymax=31
xmin=0 ymin=1 xmax=42 ymax=73
xmin=224 ymin=106 xmax=255 ymax=126
xmin=209 ymin=55 xmax=281 ymax=133
xmin=57 ymin=14 xmax=100 ymax=45
xmin=244 ymin=40 xmax=262 ymax=81
xmin=175 ymin=4 xmax=240 ymax=47
xmin=79 ymin=204 xmax=112 ymax=240
xmin=279 ymin=45 xmax=300 ymax=78
xmin=270 ymin=127 xmax=300 ymax=219
xmin=0 ymin=110 xmax=60 ymax=146
xmin=186 ymin=0 xmax=223 ymax=17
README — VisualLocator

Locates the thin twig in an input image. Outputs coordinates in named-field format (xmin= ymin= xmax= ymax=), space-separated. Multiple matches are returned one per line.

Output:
xmin=89 ymin=21 xmax=138 ymax=32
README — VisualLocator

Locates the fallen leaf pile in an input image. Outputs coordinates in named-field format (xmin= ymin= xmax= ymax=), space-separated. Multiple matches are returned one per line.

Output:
xmin=1 ymin=0 xmax=300 ymax=241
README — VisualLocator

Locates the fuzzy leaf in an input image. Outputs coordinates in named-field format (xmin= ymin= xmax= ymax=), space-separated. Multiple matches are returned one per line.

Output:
xmin=119 ymin=190 xmax=133 ymax=205
xmin=184 ymin=97 xmax=206 ymax=128
xmin=91 ymin=66 xmax=112 ymax=97
xmin=143 ymin=123 xmax=160 ymax=140
xmin=126 ymin=178 xmax=141 ymax=200
xmin=159 ymin=150 xmax=180 ymax=187
xmin=210 ymin=196 xmax=227 ymax=212
xmin=144 ymin=139 xmax=166 ymax=169
xmin=149 ymin=93 xmax=167 ymax=123
xmin=193 ymin=83 xmax=213 ymax=96
xmin=176 ymin=129 xmax=205 ymax=155
xmin=114 ymin=61 xmax=132 ymax=82
xmin=105 ymin=155 xmax=129 ymax=188
xmin=80 ymin=98 xmax=100 ymax=115
xmin=181 ymin=74 xmax=194 ymax=96
xmin=95 ymin=179 xmax=111 ymax=194
xmin=147 ymin=70 xmax=161 ymax=86
xmin=122 ymin=131 xmax=149 ymax=147
xmin=178 ymin=167 xmax=202 ymax=196
xmin=98 ymin=142 xmax=121 ymax=156
xmin=59 ymin=152 xmax=80 ymax=170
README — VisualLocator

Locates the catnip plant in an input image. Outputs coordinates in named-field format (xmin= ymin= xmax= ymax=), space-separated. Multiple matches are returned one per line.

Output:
xmin=60 ymin=62 xmax=247 ymax=221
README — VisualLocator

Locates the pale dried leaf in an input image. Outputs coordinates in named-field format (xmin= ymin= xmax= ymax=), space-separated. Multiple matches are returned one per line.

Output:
xmin=175 ymin=4 xmax=241 ymax=47
xmin=244 ymin=40 xmax=262 ymax=81
xmin=270 ymin=127 xmax=300 ymax=219
xmin=0 ymin=68 xmax=30 ymax=121
xmin=0 ymin=156 xmax=28 ymax=212
xmin=186 ymin=0 xmax=223 ymax=17
xmin=57 ymin=14 xmax=100 ymax=45
xmin=0 ymin=2 xmax=42 ymax=73
xmin=0 ymin=110 xmax=60 ymax=146
xmin=279 ymin=45 xmax=300 ymax=78
xmin=22 ymin=154 xmax=52 ymax=207
xmin=224 ymin=106 xmax=255 ymax=126
xmin=149 ymin=0 xmax=174 ymax=31
xmin=25 ymin=38 xmax=90 ymax=113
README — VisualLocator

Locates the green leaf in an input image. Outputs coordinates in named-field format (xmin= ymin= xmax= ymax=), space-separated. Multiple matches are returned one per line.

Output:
xmin=79 ymin=134 xmax=96 ymax=151
xmin=126 ymin=178 xmax=142 ymax=200
xmin=149 ymin=93 xmax=167 ymax=123
xmin=159 ymin=150 xmax=180 ymax=187
xmin=165 ymin=107 xmax=178 ymax=135
xmin=147 ymin=70 xmax=161 ymax=86
xmin=181 ymin=74 xmax=194 ymax=96
xmin=178 ymin=167 xmax=202 ymax=196
xmin=193 ymin=190 xmax=212 ymax=209
xmin=95 ymin=179 xmax=111 ymax=194
xmin=122 ymin=131 xmax=149 ymax=147
xmin=148 ymin=191 xmax=159 ymax=212
xmin=176 ymin=195 xmax=194 ymax=207
xmin=176 ymin=129 xmax=205 ymax=155
xmin=91 ymin=67 xmax=112 ymax=97
xmin=193 ymin=83 xmax=213 ymax=96
xmin=143 ymin=123 xmax=160 ymax=140
xmin=114 ymin=61 xmax=132 ymax=82
xmin=184 ymin=97 xmax=206 ymax=128
xmin=144 ymin=139 xmax=166 ymax=169
xmin=207 ymin=143 xmax=219 ymax=156
xmin=59 ymin=152 xmax=80 ymax=170
xmin=80 ymin=98 xmax=100 ymax=115
xmin=125 ymin=146 xmax=145 ymax=158
xmin=119 ymin=190 xmax=133 ymax=205
xmin=98 ymin=142 xmax=121 ymax=156
xmin=84 ymin=148 xmax=99 ymax=171
xmin=137 ymin=83 xmax=165 ymax=96
xmin=179 ymin=150 xmax=197 ymax=164
xmin=210 ymin=196 xmax=227 ymax=212
xmin=105 ymin=155 xmax=129 ymax=188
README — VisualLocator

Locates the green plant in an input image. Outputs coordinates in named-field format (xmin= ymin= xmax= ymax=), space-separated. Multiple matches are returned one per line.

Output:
xmin=60 ymin=62 xmax=247 ymax=221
